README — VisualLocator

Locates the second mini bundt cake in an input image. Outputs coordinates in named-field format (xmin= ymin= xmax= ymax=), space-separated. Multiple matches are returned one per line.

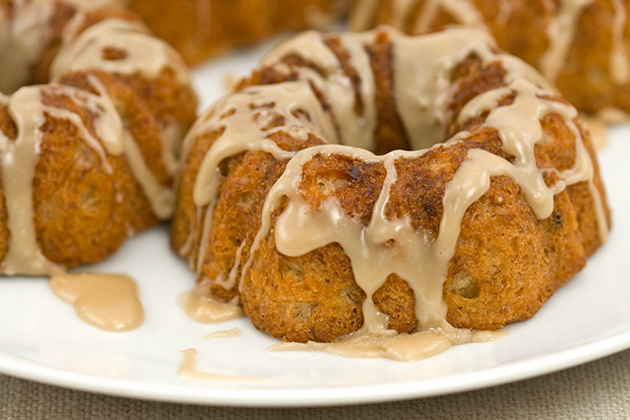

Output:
xmin=350 ymin=0 xmax=630 ymax=118
xmin=0 ymin=0 xmax=197 ymax=274
xmin=173 ymin=27 xmax=610 ymax=346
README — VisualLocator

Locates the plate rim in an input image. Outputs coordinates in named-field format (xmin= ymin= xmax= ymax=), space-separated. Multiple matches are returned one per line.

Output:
xmin=1 ymin=326 xmax=630 ymax=407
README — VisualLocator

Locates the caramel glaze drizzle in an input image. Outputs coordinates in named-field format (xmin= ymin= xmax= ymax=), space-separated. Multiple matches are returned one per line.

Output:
xmin=183 ymin=27 xmax=609 ymax=361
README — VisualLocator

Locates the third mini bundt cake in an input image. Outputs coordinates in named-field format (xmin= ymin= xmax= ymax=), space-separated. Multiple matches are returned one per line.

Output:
xmin=350 ymin=0 xmax=630 ymax=118
xmin=172 ymin=26 xmax=610 ymax=349
xmin=124 ymin=0 xmax=348 ymax=65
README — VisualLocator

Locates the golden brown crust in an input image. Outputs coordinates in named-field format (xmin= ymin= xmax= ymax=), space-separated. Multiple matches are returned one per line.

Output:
xmin=0 ymin=103 xmax=13 ymax=265
xmin=58 ymin=71 xmax=170 ymax=186
xmin=33 ymin=112 xmax=157 ymax=266
xmin=243 ymin=238 xmax=366 ymax=342
xmin=443 ymin=176 xmax=585 ymax=329
xmin=0 ymin=104 xmax=17 ymax=140
xmin=115 ymin=68 xmax=198 ymax=138
xmin=199 ymin=133 xmax=326 ymax=303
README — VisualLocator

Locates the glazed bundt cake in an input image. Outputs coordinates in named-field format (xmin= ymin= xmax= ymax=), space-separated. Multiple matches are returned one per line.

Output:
xmin=124 ymin=0 xmax=348 ymax=65
xmin=0 ymin=0 xmax=197 ymax=274
xmin=350 ymin=0 xmax=630 ymax=118
xmin=172 ymin=27 xmax=610 ymax=350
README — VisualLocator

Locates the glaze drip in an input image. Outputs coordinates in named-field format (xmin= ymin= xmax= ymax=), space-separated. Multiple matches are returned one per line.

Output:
xmin=202 ymin=327 xmax=242 ymax=340
xmin=412 ymin=0 xmax=486 ymax=35
xmin=178 ymin=290 xmax=244 ymax=323
xmin=610 ymin=0 xmax=630 ymax=85
xmin=540 ymin=0 xmax=594 ymax=83
xmin=178 ymin=348 xmax=262 ymax=381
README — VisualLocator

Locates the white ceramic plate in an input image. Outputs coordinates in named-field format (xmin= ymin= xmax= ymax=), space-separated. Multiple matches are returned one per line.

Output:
xmin=1 ymin=44 xmax=630 ymax=407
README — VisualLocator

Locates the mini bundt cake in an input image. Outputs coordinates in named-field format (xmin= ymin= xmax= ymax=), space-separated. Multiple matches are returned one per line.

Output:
xmin=0 ymin=0 xmax=197 ymax=274
xmin=350 ymin=0 xmax=630 ymax=118
xmin=124 ymin=0 xmax=349 ymax=65
xmin=172 ymin=27 xmax=610 ymax=347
